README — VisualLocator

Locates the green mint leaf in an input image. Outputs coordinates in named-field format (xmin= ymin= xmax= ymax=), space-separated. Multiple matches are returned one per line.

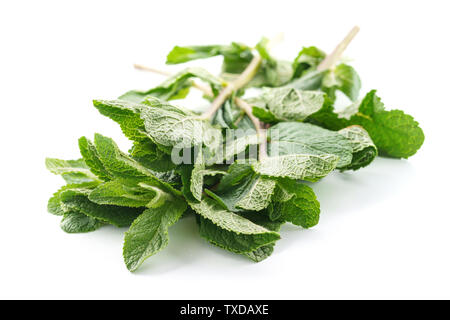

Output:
xmin=268 ymin=122 xmax=353 ymax=168
xmin=123 ymin=199 xmax=187 ymax=271
xmin=189 ymin=197 xmax=280 ymax=238
xmin=244 ymin=244 xmax=274 ymax=262
xmin=252 ymin=87 xmax=326 ymax=122
xmin=47 ymin=182 xmax=100 ymax=216
xmin=337 ymin=126 xmax=378 ymax=170
xmin=48 ymin=191 xmax=65 ymax=216
xmin=60 ymin=188 xmax=143 ymax=227
xmin=234 ymin=177 xmax=276 ymax=211
xmin=307 ymin=90 xmax=425 ymax=158
xmin=129 ymin=140 xmax=176 ymax=172
xmin=119 ymin=67 xmax=223 ymax=103
xmin=210 ymin=161 xmax=276 ymax=212
xmin=141 ymin=98 xmax=222 ymax=149
xmin=270 ymin=178 xmax=320 ymax=228
xmin=196 ymin=210 xmax=281 ymax=257
xmin=78 ymin=136 xmax=112 ymax=181
xmin=197 ymin=216 xmax=279 ymax=255
xmin=292 ymin=46 xmax=326 ymax=79
xmin=88 ymin=180 xmax=162 ymax=208
xmin=218 ymin=133 xmax=259 ymax=164
xmin=93 ymin=133 xmax=180 ymax=195
xmin=252 ymin=154 xmax=338 ymax=182
xmin=287 ymin=70 xmax=327 ymax=91
xmin=322 ymin=63 xmax=361 ymax=102
xmin=45 ymin=158 xmax=99 ymax=183
xmin=60 ymin=210 xmax=104 ymax=234
xmin=93 ymin=99 xmax=148 ymax=142
xmin=166 ymin=44 xmax=248 ymax=64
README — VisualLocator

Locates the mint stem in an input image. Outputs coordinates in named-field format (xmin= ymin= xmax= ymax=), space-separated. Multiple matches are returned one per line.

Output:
xmin=235 ymin=98 xmax=267 ymax=159
xmin=317 ymin=26 xmax=360 ymax=71
xmin=199 ymin=53 xmax=262 ymax=120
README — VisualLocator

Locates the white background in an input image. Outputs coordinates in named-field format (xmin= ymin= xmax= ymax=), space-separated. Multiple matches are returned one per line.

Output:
xmin=1 ymin=0 xmax=449 ymax=299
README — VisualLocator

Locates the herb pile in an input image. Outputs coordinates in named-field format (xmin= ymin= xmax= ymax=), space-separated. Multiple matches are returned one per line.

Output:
xmin=46 ymin=27 xmax=424 ymax=272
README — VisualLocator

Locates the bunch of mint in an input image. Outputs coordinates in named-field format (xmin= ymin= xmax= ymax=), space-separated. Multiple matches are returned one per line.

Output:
xmin=46 ymin=28 xmax=424 ymax=272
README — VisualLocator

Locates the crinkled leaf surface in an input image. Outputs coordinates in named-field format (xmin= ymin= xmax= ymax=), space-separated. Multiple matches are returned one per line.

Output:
xmin=252 ymin=87 xmax=325 ymax=122
xmin=253 ymin=154 xmax=338 ymax=182
xmin=140 ymin=98 xmax=222 ymax=149
xmin=93 ymin=99 xmax=148 ymax=142
xmin=189 ymin=197 xmax=279 ymax=238
xmin=197 ymin=215 xmax=279 ymax=254
xmin=337 ymin=126 xmax=377 ymax=170
xmin=210 ymin=161 xmax=276 ymax=212
xmin=268 ymin=122 xmax=353 ymax=168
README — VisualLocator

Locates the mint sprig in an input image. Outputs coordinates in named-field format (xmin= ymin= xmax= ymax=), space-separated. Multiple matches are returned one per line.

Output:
xmin=46 ymin=27 xmax=424 ymax=271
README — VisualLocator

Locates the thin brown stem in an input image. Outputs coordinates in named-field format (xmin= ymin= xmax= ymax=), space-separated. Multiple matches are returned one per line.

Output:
xmin=317 ymin=26 xmax=360 ymax=71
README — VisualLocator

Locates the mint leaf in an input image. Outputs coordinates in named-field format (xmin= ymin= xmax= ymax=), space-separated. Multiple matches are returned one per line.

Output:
xmin=251 ymin=87 xmax=325 ymax=122
xmin=45 ymin=158 xmax=99 ymax=183
xmin=60 ymin=189 xmax=143 ymax=227
xmin=78 ymin=136 xmax=112 ymax=181
xmin=196 ymin=209 xmax=281 ymax=257
xmin=197 ymin=216 xmax=279 ymax=254
xmin=140 ymin=98 xmax=222 ymax=149
xmin=88 ymin=181 xmax=160 ymax=208
xmin=189 ymin=197 xmax=279 ymax=237
xmin=209 ymin=161 xmax=276 ymax=212
xmin=270 ymin=178 xmax=320 ymax=228
xmin=287 ymin=70 xmax=327 ymax=91
xmin=166 ymin=44 xmax=251 ymax=64
xmin=48 ymin=190 xmax=65 ymax=216
xmin=337 ymin=126 xmax=377 ymax=170
xmin=93 ymin=99 xmax=148 ymax=142
xmin=322 ymin=63 xmax=361 ymax=102
xmin=93 ymin=133 xmax=180 ymax=195
xmin=47 ymin=182 xmax=100 ymax=216
xmin=123 ymin=199 xmax=187 ymax=271
xmin=268 ymin=122 xmax=353 ymax=168
xmin=120 ymin=67 xmax=223 ymax=103
xmin=292 ymin=46 xmax=326 ymax=78
xmin=218 ymin=133 xmax=259 ymax=164
xmin=244 ymin=244 xmax=275 ymax=262
xmin=60 ymin=210 xmax=104 ymax=234
xmin=307 ymin=90 xmax=425 ymax=158
xmin=253 ymin=154 xmax=338 ymax=182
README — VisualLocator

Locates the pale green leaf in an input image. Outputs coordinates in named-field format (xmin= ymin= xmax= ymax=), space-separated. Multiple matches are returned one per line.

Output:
xmin=253 ymin=154 xmax=338 ymax=182
xmin=45 ymin=158 xmax=99 ymax=183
